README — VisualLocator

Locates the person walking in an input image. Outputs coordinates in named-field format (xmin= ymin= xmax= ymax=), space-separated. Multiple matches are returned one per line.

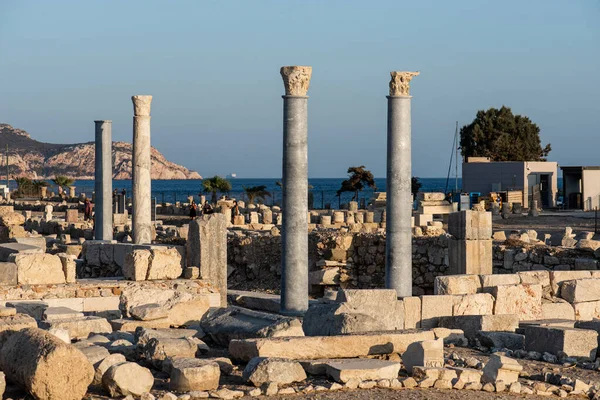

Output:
xmin=189 ymin=200 xmax=198 ymax=219
xmin=84 ymin=198 xmax=93 ymax=221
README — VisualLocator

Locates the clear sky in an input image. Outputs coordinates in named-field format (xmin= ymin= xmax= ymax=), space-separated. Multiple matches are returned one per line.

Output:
xmin=1 ymin=1 xmax=598 ymax=178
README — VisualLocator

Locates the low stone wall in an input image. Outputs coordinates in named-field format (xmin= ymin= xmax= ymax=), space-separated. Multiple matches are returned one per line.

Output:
xmin=227 ymin=230 xmax=600 ymax=294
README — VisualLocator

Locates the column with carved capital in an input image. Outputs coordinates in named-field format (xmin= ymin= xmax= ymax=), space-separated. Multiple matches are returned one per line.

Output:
xmin=280 ymin=66 xmax=312 ymax=315
xmin=386 ymin=71 xmax=419 ymax=297
xmin=94 ymin=120 xmax=113 ymax=240
xmin=132 ymin=95 xmax=153 ymax=244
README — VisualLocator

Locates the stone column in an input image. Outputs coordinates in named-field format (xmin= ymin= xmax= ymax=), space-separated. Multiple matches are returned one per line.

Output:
xmin=280 ymin=66 xmax=312 ymax=316
xmin=131 ymin=95 xmax=153 ymax=244
xmin=94 ymin=120 xmax=113 ymax=241
xmin=385 ymin=71 xmax=419 ymax=298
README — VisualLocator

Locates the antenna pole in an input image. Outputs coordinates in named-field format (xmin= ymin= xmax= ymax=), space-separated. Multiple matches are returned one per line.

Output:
xmin=5 ymin=144 xmax=8 ymax=189
xmin=455 ymin=121 xmax=459 ymax=194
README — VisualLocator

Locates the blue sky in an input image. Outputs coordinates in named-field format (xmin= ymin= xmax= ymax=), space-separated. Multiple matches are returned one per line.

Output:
xmin=0 ymin=1 xmax=598 ymax=178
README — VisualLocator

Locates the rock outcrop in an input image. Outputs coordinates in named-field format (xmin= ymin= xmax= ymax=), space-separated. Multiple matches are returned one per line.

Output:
xmin=0 ymin=123 xmax=201 ymax=180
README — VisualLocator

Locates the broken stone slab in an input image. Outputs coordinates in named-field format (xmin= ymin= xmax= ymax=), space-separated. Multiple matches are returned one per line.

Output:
xmin=0 ymin=313 xmax=38 ymax=339
xmin=10 ymin=253 xmax=66 ymax=284
xmin=492 ymin=284 xmax=543 ymax=321
xmin=482 ymin=354 xmax=522 ymax=384
xmin=523 ymin=325 xmax=598 ymax=360
xmin=135 ymin=327 xmax=205 ymax=346
xmin=229 ymin=330 xmax=435 ymax=362
xmin=574 ymin=320 xmax=600 ymax=352
xmin=561 ymin=279 xmax=600 ymax=303
xmin=103 ymin=361 xmax=154 ymax=397
xmin=447 ymin=367 xmax=482 ymax=384
xmin=298 ymin=359 xmax=330 ymax=376
xmin=93 ymin=353 xmax=126 ymax=385
xmin=325 ymin=359 xmax=401 ymax=383
xmin=201 ymin=307 xmax=304 ymax=346
xmin=42 ymin=306 xmax=84 ymax=321
xmin=438 ymin=314 xmax=519 ymax=339
xmin=0 ymin=327 xmax=94 ymax=400
xmin=0 ymin=262 xmax=17 ymax=285
xmin=434 ymin=274 xmax=481 ymax=295
xmin=518 ymin=270 xmax=551 ymax=288
xmin=550 ymin=271 xmax=592 ymax=297
xmin=309 ymin=267 xmax=340 ymax=285
xmin=0 ymin=306 xmax=16 ymax=317
xmin=402 ymin=338 xmax=444 ymax=373
xmin=79 ymin=345 xmax=111 ymax=365
xmin=480 ymin=274 xmax=521 ymax=291
xmin=227 ymin=290 xmax=282 ymax=314
xmin=452 ymin=293 xmax=494 ymax=316
xmin=6 ymin=301 xmax=48 ymax=320
xmin=420 ymin=295 xmax=453 ymax=329
xmin=541 ymin=301 xmax=575 ymax=320
xmin=110 ymin=318 xmax=172 ymax=332
xmin=432 ymin=327 xmax=467 ymax=346
xmin=572 ymin=300 xmax=600 ymax=321
xmin=146 ymin=246 xmax=183 ymax=280
xmin=477 ymin=331 xmax=525 ymax=350
xmin=0 ymin=243 xmax=43 ymax=262
xmin=403 ymin=296 xmax=421 ymax=329
xmin=143 ymin=337 xmax=203 ymax=366
xmin=130 ymin=304 xmax=170 ymax=321
xmin=243 ymin=357 xmax=307 ymax=387
xmin=40 ymin=316 xmax=112 ymax=339
xmin=412 ymin=366 xmax=457 ymax=383
xmin=56 ymin=252 xmax=77 ymax=283
xmin=170 ymin=358 xmax=221 ymax=392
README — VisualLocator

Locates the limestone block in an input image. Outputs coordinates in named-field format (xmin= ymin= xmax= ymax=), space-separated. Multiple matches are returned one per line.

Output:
xmin=402 ymin=338 xmax=444 ymax=373
xmin=0 ymin=211 xmax=25 ymax=227
xmin=561 ymin=279 xmax=600 ymax=303
xmin=0 ymin=205 xmax=14 ymax=217
xmin=447 ymin=367 xmax=482 ymax=384
xmin=135 ymin=327 xmax=204 ymax=346
xmin=434 ymin=274 xmax=481 ymax=295
xmin=438 ymin=314 xmax=519 ymax=339
xmin=480 ymin=274 xmax=520 ymax=290
xmin=518 ymin=270 xmax=550 ymax=288
xmin=418 ymin=192 xmax=446 ymax=202
xmin=320 ymin=215 xmax=331 ymax=225
xmin=103 ymin=361 xmax=154 ymax=397
xmin=452 ymin=293 xmax=494 ymax=316
xmin=0 ymin=307 xmax=16 ymax=317
xmin=130 ymin=304 xmax=169 ymax=321
xmin=577 ymin=239 xmax=600 ymax=252
xmin=573 ymin=301 xmax=600 ymax=321
xmin=550 ymin=271 xmax=592 ymax=296
xmin=403 ymin=296 xmax=421 ymax=329
xmin=143 ymin=337 xmax=199 ymax=364
xmin=477 ymin=331 xmax=525 ymax=350
xmin=13 ymin=236 xmax=46 ymax=250
xmin=0 ymin=243 xmax=43 ymax=262
xmin=0 ymin=328 xmax=94 ymax=400
xmin=415 ymin=213 xmax=433 ymax=227
xmin=492 ymin=284 xmax=542 ymax=321
xmin=542 ymin=301 xmax=575 ymax=320
xmin=421 ymin=295 xmax=453 ymax=329
xmin=325 ymin=359 xmax=400 ymax=383
xmin=229 ymin=330 xmax=436 ymax=361
xmin=40 ymin=316 xmax=112 ymax=339
xmin=448 ymin=238 xmax=492 ymax=275
xmin=110 ymin=318 xmax=172 ymax=332
xmin=11 ymin=253 xmax=65 ymax=285
xmin=65 ymin=209 xmax=78 ymax=223
xmin=123 ymin=249 xmax=151 ymax=281
xmin=309 ymin=267 xmax=340 ymax=285
xmin=492 ymin=231 xmax=507 ymax=241
xmin=43 ymin=306 xmax=84 ymax=321
xmin=57 ymin=252 xmax=77 ymax=283
xmin=574 ymin=320 xmax=600 ymax=351
xmin=170 ymin=358 xmax=220 ymax=392
xmin=201 ymin=307 xmax=304 ymax=346
xmin=5 ymin=302 xmax=47 ymax=320
xmin=523 ymin=325 xmax=598 ymax=360
xmin=448 ymin=211 xmax=492 ymax=240
xmin=0 ymin=262 xmax=17 ymax=285
xmin=146 ymin=246 xmax=182 ymax=280
xmin=482 ymin=354 xmax=522 ymax=384
xmin=243 ymin=357 xmax=306 ymax=386
xmin=184 ymin=266 xmax=200 ymax=279
xmin=93 ymin=353 xmax=126 ymax=385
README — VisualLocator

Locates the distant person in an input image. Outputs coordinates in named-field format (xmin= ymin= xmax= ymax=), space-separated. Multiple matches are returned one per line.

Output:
xmin=202 ymin=201 xmax=214 ymax=215
xmin=84 ymin=198 xmax=93 ymax=221
xmin=232 ymin=201 xmax=240 ymax=223
xmin=189 ymin=200 xmax=198 ymax=219
xmin=446 ymin=192 xmax=452 ymax=203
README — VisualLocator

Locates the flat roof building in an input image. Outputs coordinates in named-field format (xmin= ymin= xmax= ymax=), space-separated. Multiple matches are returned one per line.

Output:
xmin=462 ymin=158 xmax=558 ymax=209
xmin=560 ymin=166 xmax=600 ymax=211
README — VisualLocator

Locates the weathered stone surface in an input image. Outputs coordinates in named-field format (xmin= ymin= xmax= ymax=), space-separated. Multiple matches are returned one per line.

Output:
xmin=280 ymin=66 xmax=312 ymax=96
xmin=79 ymin=345 xmax=111 ymax=365
xmin=541 ymin=301 xmax=575 ymax=320
xmin=452 ymin=293 xmax=494 ymax=316
xmin=135 ymin=327 xmax=204 ymax=346
xmin=421 ymin=295 xmax=453 ymax=329
xmin=572 ymin=300 xmax=600 ymax=320
xmin=402 ymin=338 xmax=444 ymax=373
xmin=243 ymin=357 xmax=306 ymax=387
xmin=482 ymin=354 xmax=522 ymax=384
xmin=0 ymin=327 xmax=94 ymax=400
xmin=0 ymin=211 xmax=25 ymax=226
xmin=389 ymin=71 xmax=419 ymax=96
xmin=448 ymin=211 xmax=492 ymax=240
xmin=0 ymin=243 xmax=43 ymax=262
xmin=103 ymin=361 xmax=154 ymax=397
xmin=123 ymin=249 xmax=151 ymax=281
xmin=170 ymin=358 xmax=220 ymax=392
xmin=448 ymin=239 xmax=492 ymax=275
xmin=480 ymin=274 xmax=520 ymax=290
xmin=57 ymin=252 xmax=77 ymax=283
xmin=434 ymin=275 xmax=481 ymax=295
xmin=0 ymin=306 xmax=16 ymax=317
xmin=550 ymin=271 xmax=592 ymax=296
xmin=403 ymin=296 xmax=421 ymax=329
xmin=43 ymin=306 xmax=84 ymax=321
xmin=11 ymin=253 xmax=66 ymax=284
xmin=518 ymin=270 xmax=550 ymax=287
xmin=0 ymin=262 xmax=17 ymax=285
xmin=492 ymin=284 xmax=542 ymax=321
xmin=230 ymin=330 xmax=435 ymax=362
xmin=438 ymin=315 xmax=519 ymax=339
xmin=41 ymin=316 xmax=112 ymax=339
xmin=146 ymin=247 xmax=183 ymax=280
xmin=93 ymin=353 xmax=126 ymax=385
xmin=325 ymin=359 xmax=400 ymax=383
xmin=561 ymin=279 xmax=600 ymax=303
xmin=131 ymin=304 xmax=169 ymax=321
xmin=202 ymin=307 xmax=303 ymax=346
xmin=132 ymin=95 xmax=153 ymax=116
xmin=477 ymin=331 xmax=525 ymax=350
xmin=144 ymin=337 xmax=200 ymax=364
xmin=447 ymin=367 xmax=482 ymax=384
xmin=524 ymin=325 xmax=598 ymax=360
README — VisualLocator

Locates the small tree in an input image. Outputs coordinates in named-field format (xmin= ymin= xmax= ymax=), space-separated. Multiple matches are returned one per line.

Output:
xmin=13 ymin=176 xmax=32 ymax=197
xmin=52 ymin=175 xmax=74 ymax=196
xmin=202 ymin=176 xmax=232 ymax=204
xmin=411 ymin=177 xmax=422 ymax=199
xmin=32 ymin=180 xmax=48 ymax=197
xmin=243 ymin=185 xmax=271 ymax=205
xmin=336 ymin=166 xmax=377 ymax=201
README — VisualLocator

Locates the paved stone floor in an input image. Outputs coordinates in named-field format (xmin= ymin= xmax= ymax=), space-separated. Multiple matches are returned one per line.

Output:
xmin=261 ymin=388 xmax=552 ymax=399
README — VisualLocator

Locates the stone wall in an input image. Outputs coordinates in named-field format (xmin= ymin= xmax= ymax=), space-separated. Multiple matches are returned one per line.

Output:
xmin=227 ymin=230 xmax=600 ymax=294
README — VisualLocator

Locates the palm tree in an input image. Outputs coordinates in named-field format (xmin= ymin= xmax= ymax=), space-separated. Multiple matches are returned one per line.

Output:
xmin=13 ymin=176 xmax=32 ymax=197
xmin=243 ymin=185 xmax=271 ymax=205
xmin=336 ymin=165 xmax=377 ymax=201
xmin=202 ymin=176 xmax=232 ymax=204
xmin=52 ymin=175 xmax=74 ymax=196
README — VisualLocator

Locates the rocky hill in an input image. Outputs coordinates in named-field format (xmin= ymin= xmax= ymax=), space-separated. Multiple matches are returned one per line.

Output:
xmin=0 ymin=124 xmax=202 ymax=180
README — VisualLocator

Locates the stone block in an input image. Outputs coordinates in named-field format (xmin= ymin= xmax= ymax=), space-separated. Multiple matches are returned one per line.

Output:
xmin=110 ymin=318 xmax=172 ymax=332
xmin=11 ymin=253 xmax=66 ymax=285
xmin=518 ymin=270 xmax=550 ymax=287
xmin=123 ymin=249 xmax=151 ymax=281
xmin=13 ymin=236 xmax=46 ymax=250
xmin=402 ymin=338 xmax=444 ymax=373
xmin=65 ymin=209 xmax=78 ymax=223
xmin=421 ymin=295 xmax=453 ymax=329
xmin=480 ymin=274 xmax=520 ymax=290
xmin=452 ymin=293 xmax=494 ymax=316
xmin=415 ymin=214 xmax=433 ymax=227
xmin=550 ymin=271 xmax=592 ymax=296
xmin=482 ymin=354 xmax=522 ymax=384
xmin=0 ymin=262 xmax=17 ymax=285
xmin=170 ymin=358 xmax=220 ymax=392
xmin=418 ymin=192 xmax=446 ymax=201
xmin=243 ymin=357 xmax=306 ymax=386
xmin=0 ymin=313 xmax=38 ymax=337
xmin=0 ymin=243 xmax=43 ymax=262
xmin=542 ymin=302 xmax=575 ymax=320
xmin=325 ymin=359 xmax=400 ymax=383
xmin=447 ymin=367 xmax=482 ymax=384
xmin=42 ymin=306 xmax=84 ymax=321
xmin=448 ymin=211 xmax=492 ymax=240
xmin=229 ymin=330 xmax=436 ymax=361
xmin=477 ymin=331 xmax=525 ymax=350
xmin=57 ymin=253 xmax=77 ymax=283
xmin=523 ymin=325 xmax=598 ymax=360
xmin=448 ymin=238 xmax=492 ymax=275
xmin=572 ymin=300 xmax=600 ymax=320
xmin=113 ymin=243 xmax=134 ymax=268
xmin=403 ymin=296 xmax=421 ymax=329
xmin=561 ymin=279 xmax=600 ymax=303
xmin=438 ymin=314 xmax=519 ymax=339
xmin=102 ymin=362 xmax=154 ymax=397
xmin=40 ymin=316 xmax=112 ymax=339
xmin=574 ymin=320 xmax=600 ymax=351
xmin=492 ymin=284 xmax=542 ymax=321
xmin=146 ymin=246 xmax=182 ymax=280
xmin=143 ymin=337 xmax=200 ymax=365
xmin=309 ymin=267 xmax=340 ymax=285
xmin=434 ymin=274 xmax=481 ymax=295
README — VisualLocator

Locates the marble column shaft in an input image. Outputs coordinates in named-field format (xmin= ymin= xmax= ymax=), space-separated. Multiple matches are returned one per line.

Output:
xmin=94 ymin=120 xmax=113 ymax=241
xmin=132 ymin=95 xmax=153 ymax=244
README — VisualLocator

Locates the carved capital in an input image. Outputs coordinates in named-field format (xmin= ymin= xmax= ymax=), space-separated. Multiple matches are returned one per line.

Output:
xmin=280 ymin=66 xmax=312 ymax=96
xmin=389 ymin=71 xmax=419 ymax=96
xmin=132 ymin=95 xmax=153 ymax=116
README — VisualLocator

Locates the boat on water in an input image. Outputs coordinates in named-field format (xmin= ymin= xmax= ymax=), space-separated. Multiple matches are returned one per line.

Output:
xmin=226 ymin=173 xmax=237 ymax=179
